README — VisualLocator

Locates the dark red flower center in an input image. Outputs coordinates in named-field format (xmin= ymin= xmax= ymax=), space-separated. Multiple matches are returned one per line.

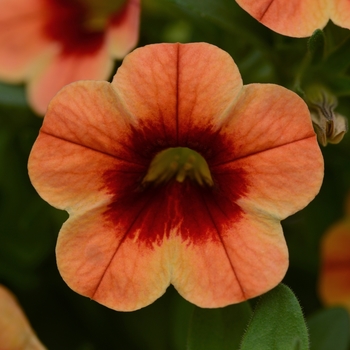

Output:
xmin=42 ymin=0 xmax=127 ymax=55
xmin=102 ymin=125 xmax=249 ymax=249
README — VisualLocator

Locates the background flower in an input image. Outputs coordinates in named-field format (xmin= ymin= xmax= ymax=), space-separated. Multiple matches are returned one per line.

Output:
xmin=319 ymin=192 xmax=350 ymax=312
xmin=0 ymin=0 xmax=140 ymax=114
xmin=0 ymin=285 xmax=46 ymax=350
xmin=28 ymin=42 xmax=323 ymax=311
xmin=235 ymin=0 xmax=350 ymax=37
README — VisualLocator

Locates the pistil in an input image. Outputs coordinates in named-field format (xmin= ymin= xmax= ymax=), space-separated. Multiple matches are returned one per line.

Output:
xmin=142 ymin=147 xmax=213 ymax=187
xmin=78 ymin=0 xmax=127 ymax=31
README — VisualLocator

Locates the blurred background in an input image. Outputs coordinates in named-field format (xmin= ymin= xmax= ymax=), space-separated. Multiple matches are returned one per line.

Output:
xmin=1 ymin=0 xmax=350 ymax=348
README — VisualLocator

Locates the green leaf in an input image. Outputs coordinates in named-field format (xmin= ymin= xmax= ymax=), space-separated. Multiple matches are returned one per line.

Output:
xmin=240 ymin=284 xmax=309 ymax=350
xmin=166 ymin=0 xmax=270 ymax=51
xmin=323 ymin=35 xmax=350 ymax=73
xmin=325 ymin=75 xmax=350 ymax=96
xmin=307 ymin=29 xmax=325 ymax=65
xmin=307 ymin=307 xmax=350 ymax=350
xmin=187 ymin=301 xmax=252 ymax=350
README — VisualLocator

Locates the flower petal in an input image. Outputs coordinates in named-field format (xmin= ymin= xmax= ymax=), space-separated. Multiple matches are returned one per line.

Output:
xmin=28 ymin=132 xmax=144 ymax=214
xmin=111 ymin=42 xmax=243 ymax=147
xmin=319 ymin=220 xmax=350 ymax=311
xmin=0 ymin=0 xmax=52 ymax=82
xmin=175 ymin=43 xmax=243 ymax=144
xmin=0 ymin=285 xmax=46 ymax=350
xmin=56 ymin=205 xmax=172 ymax=311
xmin=28 ymin=80 xmax=145 ymax=212
xmin=235 ymin=0 xmax=329 ymax=37
xmin=211 ymin=84 xmax=320 ymax=162
xmin=210 ymin=84 xmax=323 ymax=220
xmin=28 ymin=47 xmax=113 ymax=114
xmin=330 ymin=0 xmax=350 ymax=30
xmin=111 ymin=43 xmax=179 ymax=144
xmin=107 ymin=0 xmax=140 ymax=58
xmin=216 ymin=137 xmax=323 ymax=221
xmin=172 ymin=208 xmax=288 ymax=307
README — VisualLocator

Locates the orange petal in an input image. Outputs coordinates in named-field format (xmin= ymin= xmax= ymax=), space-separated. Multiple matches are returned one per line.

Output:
xmin=28 ymin=47 xmax=113 ymax=115
xmin=212 ymin=84 xmax=318 ymax=161
xmin=28 ymin=80 xmax=145 ymax=212
xmin=172 ymin=208 xmax=288 ymax=307
xmin=0 ymin=286 xmax=46 ymax=350
xmin=211 ymin=84 xmax=324 ymax=219
xmin=330 ymin=0 xmax=350 ymax=30
xmin=235 ymin=0 xmax=329 ymax=37
xmin=171 ymin=42 xmax=243 ymax=144
xmin=0 ymin=0 xmax=52 ymax=82
xmin=107 ymin=0 xmax=140 ymax=58
xmin=111 ymin=43 xmax=179 ymax=141
xmin=111 ymin=42 xmax=243 ymax=146
xmin=56 ymin=206 xmax=173 ymax=311
xmin=28 ymin=132 xmax=144 ymax=214
xmin=319 ymin=219 xmax=350 ymax=311
xmin=220 ymin=138 xmax=323 ymax=220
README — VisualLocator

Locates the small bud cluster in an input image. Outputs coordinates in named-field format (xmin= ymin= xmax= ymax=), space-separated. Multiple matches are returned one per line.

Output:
xmin=306 ymin=86 xmax=348 ymax=146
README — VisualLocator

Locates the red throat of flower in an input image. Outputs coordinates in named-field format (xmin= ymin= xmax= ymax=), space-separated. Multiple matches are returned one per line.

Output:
xmin=101 ymin=125 xmax=249 ymax=249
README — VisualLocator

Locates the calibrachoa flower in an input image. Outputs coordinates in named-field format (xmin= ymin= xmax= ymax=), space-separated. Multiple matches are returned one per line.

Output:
xmin=28 ymin=43 xmax=324 ymax=311
xmin=0 ymin=285 xmax=46 ymax=350
xmin=319 ymin=193 xmax=350 ymax=311
xmin=235 ymin=0 xmax=350 ymax=37
xmin=0 ymin=0 xmax=139 ymax=114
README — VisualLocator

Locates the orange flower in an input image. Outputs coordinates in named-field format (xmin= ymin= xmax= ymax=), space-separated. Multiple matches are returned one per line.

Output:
xmin=0 ymin=0 xmax=139 ymax=114
xmin=235 ymin=0 xmax=350 ymax=37
xmin=0 ymin=285 xmax=46 ymax=350
xmin=319 ymin=194 xmax=350 ymax=311
xmin=28 ymin=43 xmax=324 ymax=311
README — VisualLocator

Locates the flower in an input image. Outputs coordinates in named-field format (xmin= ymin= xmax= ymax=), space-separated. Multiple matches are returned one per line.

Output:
xmin=319 ymin=193 xmax=350 ymax=311
xmin=0 ymin=285 xmax=46 ymax=350
xmin=0 ymin=0 xmax=140 ymax=114
xmin=235 ymin=0 xmax=350 ymax=37
xmin=28 ymin=42 xmax=324 ymax=311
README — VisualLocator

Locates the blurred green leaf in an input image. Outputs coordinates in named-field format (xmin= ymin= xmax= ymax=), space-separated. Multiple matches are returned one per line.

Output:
xmin=325 ymin=75 xmax=350 ymax=96
xmin=240 ymin=284 xmax=309 ymax=350
xmin=307 ymin=307 xmax=350 ymax=350
xmin=187 ymin=301 xmax=252 ymax=350
xmin=165 ymin=0 xmax=270 ymax=51
xmin=323 ymin=35 xmax=350 ymax=74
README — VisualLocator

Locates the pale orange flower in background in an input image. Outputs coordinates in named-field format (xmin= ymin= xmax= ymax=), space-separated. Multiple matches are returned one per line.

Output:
xmin=235 ymin=0 xmax=350 ymax=37
xmin=0 ymin=0 xmax=140 ymax=114
xmin=319 ymin=192 xmax=350 ymax=311
xmin=28 ymin=43 xmax=324 ymax=311
xmin=0 ymin=285 xmax=46 ymax=350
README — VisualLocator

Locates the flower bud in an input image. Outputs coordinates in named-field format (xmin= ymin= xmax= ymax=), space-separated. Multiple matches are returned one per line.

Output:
xmin=305 ymin=85 xmax=348 ymax=146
